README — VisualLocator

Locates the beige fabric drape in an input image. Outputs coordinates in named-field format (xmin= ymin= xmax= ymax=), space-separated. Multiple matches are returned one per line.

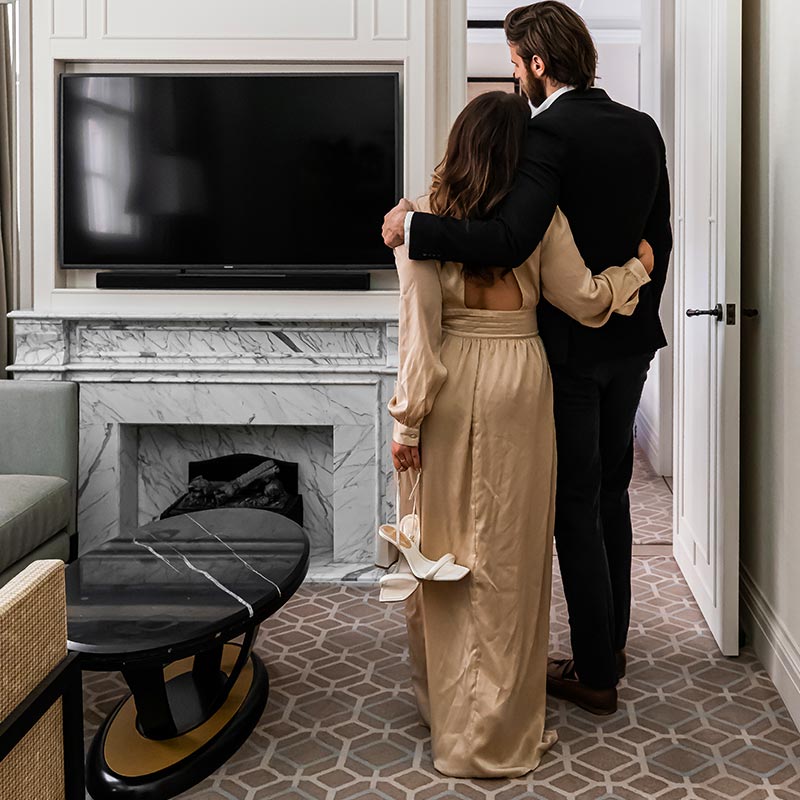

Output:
xmin=0 ymin=7 xmax=14 ymax=378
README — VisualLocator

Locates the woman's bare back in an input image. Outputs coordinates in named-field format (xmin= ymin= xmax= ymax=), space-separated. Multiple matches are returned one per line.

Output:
xmin=463 ymin=269 xmax=524 ymax=311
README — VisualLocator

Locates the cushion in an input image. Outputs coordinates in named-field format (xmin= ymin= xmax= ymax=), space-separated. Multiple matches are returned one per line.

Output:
xmin=0 ymin=476 xmax=71 ymax=575
xmin=0 ymin=532 xmax=70 ymax=589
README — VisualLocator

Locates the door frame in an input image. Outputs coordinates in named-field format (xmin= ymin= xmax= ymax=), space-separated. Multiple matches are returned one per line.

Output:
xmin=636 ymin=0 xmax=676 ymax=478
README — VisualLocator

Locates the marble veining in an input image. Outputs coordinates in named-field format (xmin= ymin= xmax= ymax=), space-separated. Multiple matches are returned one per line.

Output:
xmin=131 ymin=535 xmax=181 ymax=573
xmin=170 ymin=548 xmax=256 ymax=618
xmin=386 ymin=323 xmax=399 ymax=368
xmin=136 ymin=424 xmax=333 ymax=555
xmin=184 ymin=513 xmax=284 ymax=598
xmin=73 ymin=321 xmax=383 ymax=366
xmin=78 ymin=380 xmax=380 ymax=561
xmin=14 ymin=315 xmax=402 ymax=567
xmin=66 ymin=508 xmax=308 ymax=659
xmin=11 ymin=320 xmax=68 ymax=366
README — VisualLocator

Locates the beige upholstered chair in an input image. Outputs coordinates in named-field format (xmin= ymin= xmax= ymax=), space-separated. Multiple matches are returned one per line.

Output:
xmin=0 ymin=560 xmax=84 ymax=799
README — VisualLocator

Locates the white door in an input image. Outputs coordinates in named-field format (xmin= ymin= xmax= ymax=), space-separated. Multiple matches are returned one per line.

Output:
xmin=673 ymin=0 xmax=741 ymax=656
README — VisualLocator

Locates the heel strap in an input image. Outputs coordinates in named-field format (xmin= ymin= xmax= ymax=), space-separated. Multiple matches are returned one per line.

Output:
xmin=394 ymin=469 xmax=422 ymax=529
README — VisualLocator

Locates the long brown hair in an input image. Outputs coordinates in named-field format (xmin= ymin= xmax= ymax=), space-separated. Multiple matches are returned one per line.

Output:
xmin=504 ymin=2 xmax=597 ymax=91
xmin=429 ymin=91 xmax=530 ymax=282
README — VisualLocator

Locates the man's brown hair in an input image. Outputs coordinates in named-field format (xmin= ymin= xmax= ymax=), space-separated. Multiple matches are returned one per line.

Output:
xmin=504 ymin=1 xmax=597 ymax=91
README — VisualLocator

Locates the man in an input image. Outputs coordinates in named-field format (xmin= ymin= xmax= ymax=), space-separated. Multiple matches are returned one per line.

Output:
xmin=382 ymin=1 xmax=672 ymax=715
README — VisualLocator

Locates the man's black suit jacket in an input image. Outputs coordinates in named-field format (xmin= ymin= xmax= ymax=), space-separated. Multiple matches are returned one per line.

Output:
xmin=408 ymin=88 xmax=672 ymax=365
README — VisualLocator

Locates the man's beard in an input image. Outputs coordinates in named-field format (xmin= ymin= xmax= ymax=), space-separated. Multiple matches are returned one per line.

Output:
xmin=521 ymin=69 xmax=547 ymax=108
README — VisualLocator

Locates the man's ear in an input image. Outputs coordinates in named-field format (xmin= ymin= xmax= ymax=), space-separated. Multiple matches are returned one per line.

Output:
xmin=530 ymin=55 xmax=546 ymax=78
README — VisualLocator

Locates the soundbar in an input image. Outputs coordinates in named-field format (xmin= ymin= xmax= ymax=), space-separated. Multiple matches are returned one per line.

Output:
xmin=95 ymin=271 xmax=372 ymax=291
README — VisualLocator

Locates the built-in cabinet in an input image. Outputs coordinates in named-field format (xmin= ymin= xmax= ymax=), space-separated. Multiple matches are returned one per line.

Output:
xmin=18 ymin=0 xmax=466 ymax=316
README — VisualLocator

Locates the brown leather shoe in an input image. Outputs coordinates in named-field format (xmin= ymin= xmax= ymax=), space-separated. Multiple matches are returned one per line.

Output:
xmin=616 ymin=649 xmax=627 ymax=680
xmin=546 ymin=658 xmax=618 ymax=715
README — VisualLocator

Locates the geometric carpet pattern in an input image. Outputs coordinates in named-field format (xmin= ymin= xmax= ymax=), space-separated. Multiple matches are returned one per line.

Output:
xmin=82 ymin=557 xmax=800 ymax=799
xmin=630 ymin=445 xmax=673 ymax=546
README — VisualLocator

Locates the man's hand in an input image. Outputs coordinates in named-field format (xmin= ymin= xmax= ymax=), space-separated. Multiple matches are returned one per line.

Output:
xmin=392 ymin=441 xmax=421 ymax=472
xmin=637 ymin=239 xmax=655 ymax=274
xmin=382 ymin=198 xmax=413 ymax=248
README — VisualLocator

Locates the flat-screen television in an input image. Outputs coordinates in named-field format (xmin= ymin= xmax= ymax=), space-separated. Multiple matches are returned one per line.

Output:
xmin=59 ymin=73 xmax=401 ymax=271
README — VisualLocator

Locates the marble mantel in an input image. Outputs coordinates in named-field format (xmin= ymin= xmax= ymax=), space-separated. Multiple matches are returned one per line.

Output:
xmin=9 ymin=311 xmax=399 ymax=575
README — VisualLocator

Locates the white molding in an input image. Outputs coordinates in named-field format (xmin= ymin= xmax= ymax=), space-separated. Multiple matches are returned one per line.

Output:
xmin=15 ymin=0 xmax=33 ymax=311
xmin=101 ymin=0 xmax=358 ymax=41
xmin=25 ymin=288 xmax=402 ymax=320
xmin=592 ymin=28 xmax=641 ymax=45
xmin=740 ymin=565 xmax=800 ymax=731
xmin=372 ymin=0 xmax=409 ymax=41
xmin=654 ymin=0 xmax=675 ymax=481
xmin=50 ymin=0 xmax=86 ymax=39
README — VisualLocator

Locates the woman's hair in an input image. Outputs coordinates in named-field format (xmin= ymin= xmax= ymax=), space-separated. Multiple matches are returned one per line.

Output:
xmin=429 ymin=91 xmax=530 ymax=283
xmin=504 ymin=1 xmax=597 ymax=92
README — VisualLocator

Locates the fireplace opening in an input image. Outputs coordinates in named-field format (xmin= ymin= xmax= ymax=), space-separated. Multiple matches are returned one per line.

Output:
xmin=160 ymin=452 xmax=303 ymax=525
xmin=133 ymin=424 xmax=333 ymax=557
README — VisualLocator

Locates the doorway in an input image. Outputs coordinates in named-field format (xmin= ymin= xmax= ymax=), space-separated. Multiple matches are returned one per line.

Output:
xmin=465 ymin=0 xmax=676 ymax=553
xmin=464 ymin=0 xmax=742 ymax=656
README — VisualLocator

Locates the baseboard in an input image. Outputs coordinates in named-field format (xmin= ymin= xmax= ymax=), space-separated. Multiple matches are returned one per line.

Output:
xmin=740 ymin=564 xmax=800 ymax=731
xmin=635 ymin=407 xmax=660 ymax=472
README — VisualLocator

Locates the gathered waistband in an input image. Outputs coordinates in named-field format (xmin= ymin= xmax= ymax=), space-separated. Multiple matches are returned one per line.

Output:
xmin=442 ymin=308 xmax=540 ymax=340
xmin=443 ymin=326 xmax=540 ymax=340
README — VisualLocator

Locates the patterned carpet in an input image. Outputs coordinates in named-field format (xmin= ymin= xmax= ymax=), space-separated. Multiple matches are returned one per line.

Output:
xmin=82 ymin=556 xmax=800 ymax=800
xmin=81 ymin=448 xmax=797 ymax=798
xmin=630 ymin=447 xmax=673 ymax=546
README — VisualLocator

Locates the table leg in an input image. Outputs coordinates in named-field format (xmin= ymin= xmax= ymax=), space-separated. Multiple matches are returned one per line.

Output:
xmin=190 ymin=642 xmax=226 ymax=717
xmin=121 ymin=664 xmax=178 ymax=740
xmin=87 ymin=635 xmax=268 ymax=800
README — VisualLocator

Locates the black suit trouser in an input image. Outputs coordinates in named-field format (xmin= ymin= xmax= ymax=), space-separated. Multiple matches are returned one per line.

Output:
xmin=550 ymin=351 xmax=656 ymax=689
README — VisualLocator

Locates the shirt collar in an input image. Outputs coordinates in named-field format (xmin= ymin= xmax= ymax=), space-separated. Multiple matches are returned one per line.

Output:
xmin=529 ymin=85 xmax=575 ymax=119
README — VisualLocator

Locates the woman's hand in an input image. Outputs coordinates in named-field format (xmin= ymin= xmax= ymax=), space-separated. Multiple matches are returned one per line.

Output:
xmin=382 ymin=198 xmax=414 ymax=248
xmin=637 ymin=239 xmax=655 ymax=274
xmin=392 ymin=441 xmax=421 ymax=472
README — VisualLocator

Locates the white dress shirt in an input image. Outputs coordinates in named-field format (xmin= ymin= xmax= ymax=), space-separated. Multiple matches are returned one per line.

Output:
xmin=403 ymin=85 xmax=576 ymax=248
xmin=528 ymin=84 xmax=575 ymax=119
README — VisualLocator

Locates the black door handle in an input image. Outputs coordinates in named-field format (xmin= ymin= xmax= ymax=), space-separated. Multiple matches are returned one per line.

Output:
xmin=743 ymin=308 xmax=759 ymax=318
xmin=686 ymin=304 xmax=723 ymax=320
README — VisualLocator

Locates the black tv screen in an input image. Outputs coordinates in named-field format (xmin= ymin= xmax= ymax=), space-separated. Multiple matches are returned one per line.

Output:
xmin=59 ymin=73 xmax=401 ymax=270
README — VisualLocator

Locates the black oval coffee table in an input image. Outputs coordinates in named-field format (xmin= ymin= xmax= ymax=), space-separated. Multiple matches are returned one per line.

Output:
xmin=66 ymin=508 xmax=309 ymax=800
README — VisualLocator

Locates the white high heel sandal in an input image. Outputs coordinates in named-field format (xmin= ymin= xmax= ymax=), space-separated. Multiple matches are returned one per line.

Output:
xmin=378 ymin=471 xmax=470 ymax=583
xmin=378 ymin=474 xmax=420 ymax=602
xmin=378 ymin=552 xmax=419 ymax=602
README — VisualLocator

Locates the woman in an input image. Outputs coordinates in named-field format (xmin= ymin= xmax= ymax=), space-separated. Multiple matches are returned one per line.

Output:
xmin=385 ymin=91 xmax=653 ymax=778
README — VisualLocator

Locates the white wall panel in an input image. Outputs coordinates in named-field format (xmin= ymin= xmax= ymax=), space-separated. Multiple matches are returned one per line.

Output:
xmin=467 ymin=31 xmax=512 ymax=78
xmin=595 ymin=40 xmax=641 ymax=109
xmin=102 ymin=0 xmax=357 ymax=40
xmin=52 ymin=0 xmax=86 ymax=39
xmin=740 ymin=0 xmax=800 ymax=730
xmin=467 ymin=28 xmax=642 ymax=109
xmin=373 ymin=0 xmax=408 ymax=40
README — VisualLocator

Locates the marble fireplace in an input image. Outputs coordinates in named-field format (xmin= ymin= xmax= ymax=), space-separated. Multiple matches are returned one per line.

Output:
xmin=10 ymin=313 xmax=400 ymax=577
